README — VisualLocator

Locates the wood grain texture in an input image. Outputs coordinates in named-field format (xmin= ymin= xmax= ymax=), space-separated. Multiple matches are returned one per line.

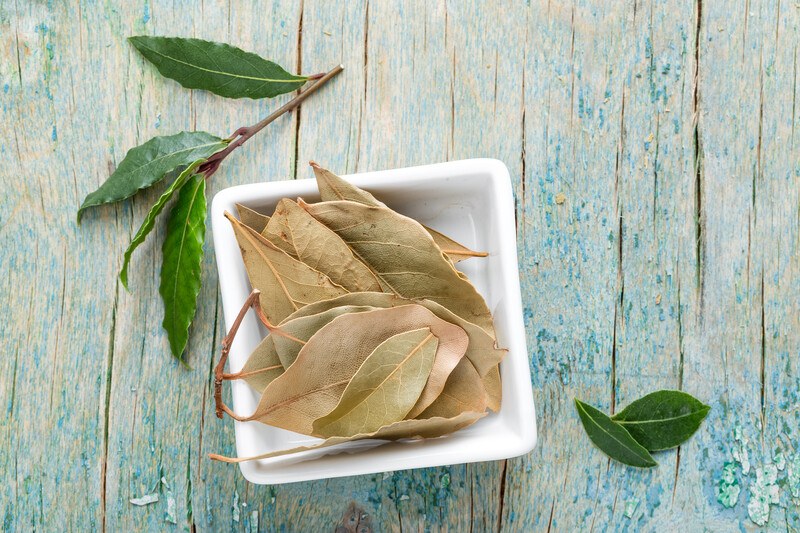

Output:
xmin=0 ymin=0 xmax=798 ymax=531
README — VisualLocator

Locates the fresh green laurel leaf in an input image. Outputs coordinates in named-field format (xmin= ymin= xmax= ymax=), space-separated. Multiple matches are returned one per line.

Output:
xmin=574 ymin=398 xmax=658 ymax=468
xmin=611 ymin=390 xmax=711 ymax=451
xmin=77 ymin=131 xmax=226 ymax=222
xmin=119 ymin=159 xmax=205 ymax=289
xmin=159 ymin=174 xmax=207 ymax=360
xmin=128 ymin=36 xmax=308 ymax=99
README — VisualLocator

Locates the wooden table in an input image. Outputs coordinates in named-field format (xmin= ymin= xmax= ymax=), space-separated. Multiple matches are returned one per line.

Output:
xmin=2 ymin=1 xmax=798 ymax=531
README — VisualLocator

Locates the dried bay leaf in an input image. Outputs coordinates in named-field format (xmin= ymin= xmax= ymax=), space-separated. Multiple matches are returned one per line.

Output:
xmin=242 ymin=305 xmax=467 ymax=436
xmin=235 ymin=335 xmax=284 ymax=393
xmin=311 ymin=163 xmax=487 ymax=263
xmin=210 ymin=411 xmax=486 ymax=463
xmin=312 ymin=328 xmax=439 ymax=437
xmin=262 ymin=199 xmax=382 ymax=292
xmin=424 ymin=226 xmax=489 ymax=264
xmin=235 ymin=203 xmax=270 ymax=233
xmin=279 ymin=292 xmax=504 ymax=378
xmin=416 ymin=360 xmax=487 ymax=419
xmin=300 ymin=200 xmax=496 ymax=338
xmin=312 ymin=162 xmax=384 ymax=207
xmin=225 ymin=212 xmax=348 ymax=324
xmin=482 ymin=365 xmax=502 ymax=412
xmin=271 ymin=305 xmax=379 ymax=369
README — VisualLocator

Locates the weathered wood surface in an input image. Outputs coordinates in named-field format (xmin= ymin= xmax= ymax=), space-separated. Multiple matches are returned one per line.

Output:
xmin=1 ymin=0 xmax=798 ymax=531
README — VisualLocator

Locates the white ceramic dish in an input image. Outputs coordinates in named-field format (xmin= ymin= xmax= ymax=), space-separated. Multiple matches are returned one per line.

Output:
xmin=210 ymin=158 xmax=537 ymax=484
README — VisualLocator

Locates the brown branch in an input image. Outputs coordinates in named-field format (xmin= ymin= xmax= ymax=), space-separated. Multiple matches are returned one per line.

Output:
xmin=199 ymin=64 xmax=344 ymax=177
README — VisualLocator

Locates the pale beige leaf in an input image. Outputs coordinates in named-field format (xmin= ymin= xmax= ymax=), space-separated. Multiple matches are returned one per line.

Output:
xmin=483 ymin=364 xmax=502 ymax=412
xmin=312 ymin=163 xmax=487 ymax=264
xmin=312 ymin=328 xmax=438 ymax=437
xmin=416 ymin=360 xmax=487 ymax=419
xmin=262 ymin=198 xmax=382 ymax=292
xmin=281 ymin=292 xmax=505 ymax=378
xmin=244 ymin=305 xmax=468 ymax=436
xmin=425 ymin=226 xmax=489 ymax=263
xmin=235 ymin=203 xmax=270 ymax=233
xmin=212 ymin=411 xmax=486 ymax=463
xmin=238 ymin=335 xmax=283 ymax=393
xmin=312 ymin=162 xmax=384 ymax=206
xmin=300 ymin=200 xmax=497 ymax=338
xmin=225 ymin=211 xmax=347 ymax=324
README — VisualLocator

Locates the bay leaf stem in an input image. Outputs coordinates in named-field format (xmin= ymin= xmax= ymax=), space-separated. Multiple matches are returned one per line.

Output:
xmin=199 ymin=64 xmax=344 ymax=177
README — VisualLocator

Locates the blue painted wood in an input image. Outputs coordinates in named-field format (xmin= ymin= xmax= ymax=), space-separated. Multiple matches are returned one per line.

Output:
xmin=0 ymin=0 xmax=798 ymax=531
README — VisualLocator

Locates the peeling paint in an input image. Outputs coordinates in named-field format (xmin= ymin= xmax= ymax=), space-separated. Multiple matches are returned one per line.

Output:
xmin=623 ymin=497 xmax=639 ymax=519
xmin=747 ymin=464 xmax=779 ymax=526
xmin=716 ymin=462 xmax=740 ymax=508
xmin=732 ymin=425 xmax=750 ymax=475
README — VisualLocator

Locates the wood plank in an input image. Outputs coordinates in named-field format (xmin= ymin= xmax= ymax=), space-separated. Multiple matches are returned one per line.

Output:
xmin=1 ymin=0 xmax=799 ymax=531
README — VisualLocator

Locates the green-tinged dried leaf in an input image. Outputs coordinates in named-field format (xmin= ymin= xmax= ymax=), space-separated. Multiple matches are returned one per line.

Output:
xmin=120 ymin=160 xmax=205 ymax=288
xmin=312 ymin=163 xmax=383 ymax=206
xmin=225 ymin=212 xmax=348 ymax=324
xmin=312 ymin=328 xmax=439 ymax=437
xmin=128 ymin=36 xmax=308 ymax=99
xmin=236 ymin=335 xmax=284 ymax=393
xmin=311 ymin=164 xmax=487 ymax=263
xmin=244 ymin=305 xmax=467 ymax=436
xmin=236 ymin=305 xmax=379 ymax=393
xmin=235 ymin=203 xmax=270 ymax=233
xmin=417 ymin=359 xmax=487 ymax=419
xmin=280 ymin=291 xmax=505 ymax=378
xmin=611 ymin=390 xmax=711 ymax=451
xmin=574 ymin=399 xmax=657 ymax=468
xmin=482 ymin=365 xmax=502 ymax=412
xmin=159 ymin=174 xmax=206 ymax=360
xmin=275 ymin=292 xmax=501 ymax=417
xmin=262 ymin=199 xmax=382 ymax=292
xmin=211 ymin=411 xmax=486 ymax=463
xmin=300 ymin=200 xmax=496 ymax=338
xmin=424 ymin=226 xmax=489 ymax=264
xmin=272 ymin=305 xmax=378 ymax=370
xmin=78 ymin=131 xmax=226 ymax=221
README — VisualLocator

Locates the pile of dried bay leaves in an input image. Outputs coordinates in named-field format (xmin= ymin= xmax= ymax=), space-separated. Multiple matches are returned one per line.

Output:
xmin=211 ymin=163 xmax=505 ymax=462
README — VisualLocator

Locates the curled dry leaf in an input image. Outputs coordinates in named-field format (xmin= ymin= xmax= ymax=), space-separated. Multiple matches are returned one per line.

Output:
xmin=210 ymin=411 xmax=486 ymax=463
xmin=237 ymin=305 xmax=467 ymax=436
xmin=262 ymin=199 xmax=382 ymax=292
xmin=281 ymin=292 xmax=504 ymax=377
xmin=311 ymin=163 xmax=487 ymax=263
xmin=225 ymin=211 xmax=348 ymax=324
xmin=300 ymin=200 xmax=496 ymax=338
xmin=312 ymin=328 xmax=439 ymax=437
xmin=235 ymin=203 xmax=270 ymax=233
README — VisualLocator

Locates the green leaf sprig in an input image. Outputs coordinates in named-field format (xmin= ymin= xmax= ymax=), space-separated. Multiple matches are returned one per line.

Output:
xmin=78 ymin=36 xmax=343 ymax=362
xmin=575 ymin=390 xmax=711 ymax=468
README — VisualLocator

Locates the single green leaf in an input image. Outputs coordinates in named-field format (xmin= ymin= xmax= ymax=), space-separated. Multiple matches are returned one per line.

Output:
xmin=574 ymin=398 xmax=657 ymax=468
xmin=300 ymin=200 xmax=497 ymax=338
xmin=128 ymin=36 xmax=308 ymax=99
xmin=119 ymin=159 xmax=205 ymax=288
xmin=225 ymin=212 xmax=348 ymax=325
xmin=313 ymin=328 xmax=439 ymax=438
xmin=78 ymin=131 xmax=226 ymax=221
xmin=159 ymin=174 xmax=206 ymax=360
xmin=611 ymin=390 xmax=711 ymax=451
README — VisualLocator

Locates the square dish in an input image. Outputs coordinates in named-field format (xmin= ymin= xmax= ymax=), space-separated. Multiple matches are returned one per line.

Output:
xmin=210 ymin=158 xmax=536 ymax=484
